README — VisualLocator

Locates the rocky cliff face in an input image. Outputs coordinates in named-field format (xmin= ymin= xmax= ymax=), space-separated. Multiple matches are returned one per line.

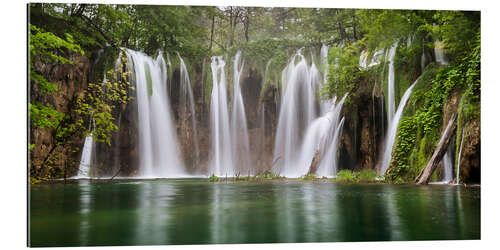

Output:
xmin=338 ymin=76 xmax=386 ymax=172
xmin=30 ymin=52 xmax=91 ymax=178
xmin=459 ymin=118 xmax=480 ymax=183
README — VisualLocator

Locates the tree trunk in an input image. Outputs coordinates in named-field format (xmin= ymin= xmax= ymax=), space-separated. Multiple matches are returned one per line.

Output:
xmin=415 ymin=113 xmax=457 ymax=185
xmin=244 ymin=8 xmax=250 ymax=42
xmin=352 ymin=14 xmax=357 ymax=40
xmin=307 ymin=150 xmax=321 ymax=175
xmin=209 ymin=14 xmax=215 ymax=50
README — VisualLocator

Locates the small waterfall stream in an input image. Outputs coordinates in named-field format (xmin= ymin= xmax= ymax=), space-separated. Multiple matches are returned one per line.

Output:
xmin=434 ymin=40 xmax=449 ymax=65
xmin=380 ymin=79 xmax=418 ymax=174
xmin=231 ymin=51 xmax=251 ymax=174
xmin=442 ymin=146 xmax=454 ymax=183
xmin=178 ymin=54 xmax=200 ymax=168
xmin=77 ymin=133 xmax=94 ymax=178
xmin=387 ymin=42 xmax=399 ymax=124
xmin=456 ymin=127 xmax=466 ymax=184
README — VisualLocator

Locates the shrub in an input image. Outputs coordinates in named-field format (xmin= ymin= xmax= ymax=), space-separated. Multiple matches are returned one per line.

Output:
xmin=335 ymin=170 xmax=358 ymax=182
xmin=358 ymin=169 xmax=378 ymax=182
xmin=299 ymin=173 xmax=318 ymax=181
xmin=208 ymin=174 xmax=220 ymax=182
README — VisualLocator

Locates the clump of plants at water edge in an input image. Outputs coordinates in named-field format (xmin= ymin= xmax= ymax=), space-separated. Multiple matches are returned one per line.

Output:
xmin=334 ymin=169 xmax=380 ymax=183
xmin=299 ymin=173 xmax=318 ymax=181
xmin=254 ymin=171 xmax=286 ymax=180
xmin=209 ymin=174 xmax=220 ymax=182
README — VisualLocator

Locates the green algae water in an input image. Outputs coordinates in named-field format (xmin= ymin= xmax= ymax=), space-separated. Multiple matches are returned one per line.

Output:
xmin=29 ymin=180 xmax=480 ymax=246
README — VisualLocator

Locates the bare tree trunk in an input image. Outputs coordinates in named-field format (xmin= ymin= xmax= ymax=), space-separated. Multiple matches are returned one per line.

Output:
xmin=229 ymin=7 xmax=234 ymax=47
xmin=244 ymin=8 xmax=250 ymax=42
xmin=209 ymin=14 xmax=215 ymax=50
xmin=415 ymin=113 xmax=457 ymax=185
xmin=352 ymin=14 xmax=358 ymax=40
xmin=307 ymin=150 xmax=321 ymax=175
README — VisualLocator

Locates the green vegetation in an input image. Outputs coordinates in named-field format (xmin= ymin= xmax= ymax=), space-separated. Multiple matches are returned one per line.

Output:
xmin=207 ymin=172 xmax=286 ymax=182
xmin=29 ymin=41 xmax=134 ymax=183
xmin=385 ymin=14 xmax=479 ymax=183
xmin=299 ymin=173 xmax=318 ymax=181
xmin=254 ymin=171 xmax=286 ymax=180
xmin=333 ymin=169 xmax=380 ymax=183
xmin=209 ymin=174 xmax=220 ymax=182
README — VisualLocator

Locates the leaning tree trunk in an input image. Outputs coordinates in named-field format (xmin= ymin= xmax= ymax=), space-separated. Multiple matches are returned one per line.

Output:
xmin=307 ymin=150 xmax=321 ymax=175
xmin=415 ymin=113 xmax=457 ymax=185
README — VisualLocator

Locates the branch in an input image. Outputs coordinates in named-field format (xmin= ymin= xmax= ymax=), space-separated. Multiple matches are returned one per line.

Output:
xmin=77 ymin=12 xmax=117 ymax=48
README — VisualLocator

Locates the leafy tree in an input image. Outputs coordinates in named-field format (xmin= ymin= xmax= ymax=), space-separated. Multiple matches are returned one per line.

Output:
xmin=29 ymin=24 xmax=134 ymax=183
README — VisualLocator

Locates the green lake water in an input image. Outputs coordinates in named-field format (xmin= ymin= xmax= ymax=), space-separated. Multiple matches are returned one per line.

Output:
xmin=29 ymin=179 xmax=480 ymax=246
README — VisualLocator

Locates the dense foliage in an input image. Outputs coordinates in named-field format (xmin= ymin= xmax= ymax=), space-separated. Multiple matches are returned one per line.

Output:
xmin=29 ymin=25 xmax=133 ymax=183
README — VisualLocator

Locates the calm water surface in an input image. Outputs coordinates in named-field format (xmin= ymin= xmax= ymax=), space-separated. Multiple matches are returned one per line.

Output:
xmin=29 ymin=179 xmax=480 ymax=246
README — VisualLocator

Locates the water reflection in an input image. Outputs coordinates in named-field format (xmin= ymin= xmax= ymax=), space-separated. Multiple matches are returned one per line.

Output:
xmin=133 ymin=181 xmax=176 ymax=245
xmin=29 ymin=180 xmax=480 ymax=247
xmin=383 ymin=185 xmax=403 ymax=241
xmin=78 ymin=181 xmax=92 ymax=245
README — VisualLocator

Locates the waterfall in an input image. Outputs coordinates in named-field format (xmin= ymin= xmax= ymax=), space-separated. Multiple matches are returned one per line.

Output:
xmin=380 ymin=79 xmax=418 ymax=174
xmin=421 ymin=43 xmax=427 ymax=72
xmin=359 ymin=51 xmax=368 ymax=69
xmin=272 ymin=51 xmax=319 ymax=175
xmin=258 ymin=103 xmax=266 ymax=170
xmin=231 ymin=51 xmax=251 ymax=174
xmin=178 ymin=54 xmax=200 ymax=168
xmin=442 ymin=146 xmax=453 ymax=183
xmin=320 ymin=44 xmax=334 ymax=115
xmin=456 ymin=127 xmax=466 ymax=184
xmin=273 ymin=48 xmax=345 ymax=177
xmin=316 ymin=98 xmax=346 ymax=177
xmin=125 ymin=49 xmax=186 ymax=178
xmin=209 ymin=56 xmax=234 ymax=176
xmin=387 ymin=42 xmax=398 ymax=124
xmin=77 ymin=133 xmax=94 ymax=178
xmin=360 ymin=48 xmax=385 ymax=69
xmin=434 ymin=40 xmax=449 ymax=65
xmin=369 ymin=49 xmax=385 ymax=67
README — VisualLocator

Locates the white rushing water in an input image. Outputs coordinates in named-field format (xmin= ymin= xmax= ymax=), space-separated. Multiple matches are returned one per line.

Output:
xmin=380 ymin=80 xmax=418 ymax=174
xmin=272 ymin=48 xmax=345 ymax=177
xmin=359 ymin=51 xmax=368 ymax=69
xmin=387 ymin=42 xmax=399 ymax=124
xmin=77 ymin=133 xmax=94 ymax=178
xmin=125 ymin=49 xmax=186 ymax=178
xmin=178 ymin=54 xmax=200 ymax=167
xmin=434 ymin=40 xmax=449 ymax=65
xmin=360 ymin=48 xmax=385 ymax=69
xmin=231 ymin=51 xmax=251 ymax=174
xmin=456 ymin=127 xmax=466 ymax=184
xmin=209 ymin=56 xmax=234 ymax=176
xmin=442 ymin=146 xmax=454 ymax=183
